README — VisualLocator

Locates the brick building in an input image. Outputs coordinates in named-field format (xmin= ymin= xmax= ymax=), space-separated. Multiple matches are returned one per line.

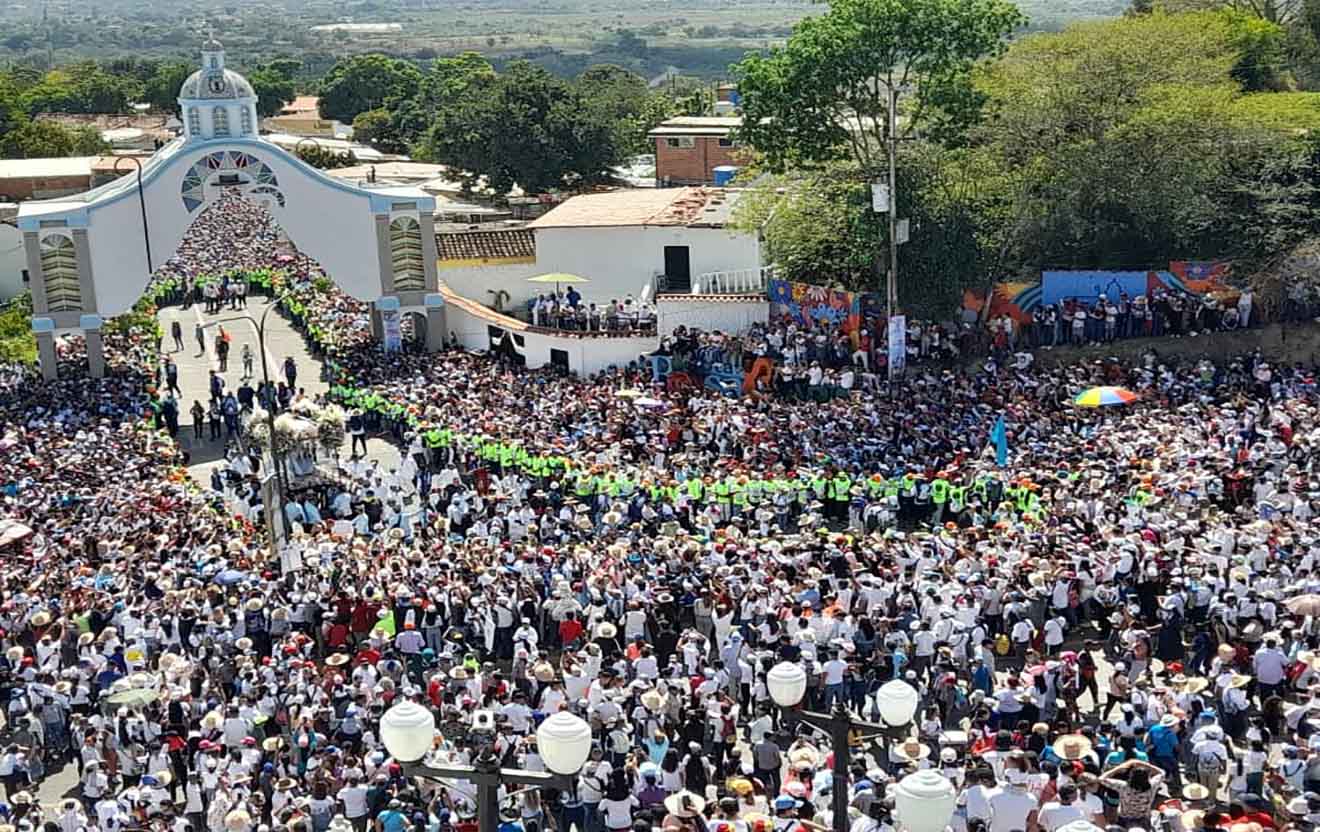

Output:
xmin=0 ymin=157 xmax=97 ymax=201
xmin=648 ymin=116 xmax=744 ymax=186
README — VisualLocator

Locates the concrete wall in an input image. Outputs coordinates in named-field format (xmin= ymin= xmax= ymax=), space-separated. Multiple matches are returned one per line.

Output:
xmin=437 ymin=261 xmax=541 ymax=313
xmin=447 ymin=302 xmax=657 ymax=375
xmin=658 ymin=297 xmax=767 ymax=337
xmin=533 ymin=225 xmax=760 ymax=305
xmin=655 ymin=137 xmax=738 ymax=185
xmin=1027 ymin=321 xmax=1320 ymax=368
xmin=0 ymin=223 xmax=24 ymax=300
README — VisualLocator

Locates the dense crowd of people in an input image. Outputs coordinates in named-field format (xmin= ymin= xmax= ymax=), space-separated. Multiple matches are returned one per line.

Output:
xmin=3 ymin=196 xmax=1320 ymax=832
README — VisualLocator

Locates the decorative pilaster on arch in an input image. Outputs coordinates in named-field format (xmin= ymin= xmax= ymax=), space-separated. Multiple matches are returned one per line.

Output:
xmin=388 ymin=216 xmax=425 ymax=293
xmin=20 ymin=214 xmax=105 ymax=380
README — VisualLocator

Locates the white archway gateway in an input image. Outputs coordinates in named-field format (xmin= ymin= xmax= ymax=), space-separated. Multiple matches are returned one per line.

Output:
xmin=18 ymin=37 xmax=446 ymax=379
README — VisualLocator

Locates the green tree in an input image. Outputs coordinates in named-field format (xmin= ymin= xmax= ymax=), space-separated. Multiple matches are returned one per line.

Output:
xmin=352 ymin=107 xmax=410 ymax=154
xmin=976 ymin=11 xmax=1314 ymax=268
xmin=0 ymin=294 xmax=37 ymax=366
xmin=20 ymin=65 xmax=134 ymax=114
xmin=420 ymin=60 xmax=618 ymax=194
xmin=249 ymin=65 xmax=298 ymax=117
xmin=1157 ymin=0 xmax=1300 ymax=25
xmin=577 ymin=64 xmax=674 ymax=157
xmin=295 ymin=144 xmax=358 ymax=169
xmin=1 ymin=119 xmax=108 ymax=158
xmin=731 ymin=163 xmax=884 ymax=292
xmin=318 ymin=54 xmax=421 ymax=123
xmin=142 ymin=62 xmax=193 ymax=113
xmin=733 ymin=0 xmax=1026 ymax=174
xmin=1221 ymin=9 xmax=1288 ymax=90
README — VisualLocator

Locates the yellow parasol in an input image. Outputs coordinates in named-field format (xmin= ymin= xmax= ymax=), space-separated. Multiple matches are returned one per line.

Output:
xmin=527 ymin=273 xmax=590 ymax=285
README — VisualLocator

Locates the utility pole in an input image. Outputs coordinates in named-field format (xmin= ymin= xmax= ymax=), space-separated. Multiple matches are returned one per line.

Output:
xmin=886 ymin=84 xmax=899 ymax=319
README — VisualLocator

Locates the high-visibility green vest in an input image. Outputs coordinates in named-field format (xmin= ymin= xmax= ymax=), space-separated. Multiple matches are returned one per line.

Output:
xmin=1015 ymin=488 xmax=1031 ymax=512
xmin=795 ymin=479 xmax=811 ymax=502
xmin=972 ymin=477 xmax=989 ymax=501
xmin=575 ymin=474 xmax=594 ymax=497
xmin=831 ymin=475 xmax=851 ymax=502
xmin=687 ymin=479 xmax=704 ymax=500
xmin=715 ymin=480 xmax=732 ymax=503
xmin=884 ymin=478 xmax=900 ymax=498
xmin=746 ymin=480 xmax=764 ymax=504
xmin=948 ymin=485 xmax=966 ymax=509
xmin=931 ymin=479 xmax=949 ymax=504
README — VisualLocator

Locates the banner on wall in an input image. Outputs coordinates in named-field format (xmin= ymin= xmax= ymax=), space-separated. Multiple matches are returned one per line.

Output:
xmin=381 ymin=310 xmax=402 ymax=353
xmin=887 ymin=314 xmax=906 ymax=377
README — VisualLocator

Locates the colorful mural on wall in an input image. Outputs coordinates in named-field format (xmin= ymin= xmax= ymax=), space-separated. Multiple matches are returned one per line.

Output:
xmin=962 ymin=262 xmax=1234 ymax=322
xmin=768 ymin=279 xmax=866 ymax=331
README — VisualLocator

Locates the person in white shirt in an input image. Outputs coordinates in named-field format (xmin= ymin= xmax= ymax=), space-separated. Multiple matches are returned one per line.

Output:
xmin=1253 ymin=638 xmax=1289 ymax=701
xmin=337 ymin=776 xmax=371 ymax=831
xmin=987 ymin=770 xmax=1039 ymax=832
xmin=1036 ymin=784 xmax=1087 ymax=832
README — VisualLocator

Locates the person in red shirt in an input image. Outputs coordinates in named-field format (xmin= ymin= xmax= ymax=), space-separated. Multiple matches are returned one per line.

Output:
xmin=558 ymin=612 xmax=584 ymax=648
xmin=350 ymin=597 xmax=379 ymax=640
xmin=354 ymin=645 xmax=381 ymax=668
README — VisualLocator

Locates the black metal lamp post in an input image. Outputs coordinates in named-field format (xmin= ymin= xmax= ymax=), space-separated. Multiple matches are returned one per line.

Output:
xmin=213 ymin=290 xmax=294 ymax=533
xmin=114 ymin=156 xmax=153 ymax=275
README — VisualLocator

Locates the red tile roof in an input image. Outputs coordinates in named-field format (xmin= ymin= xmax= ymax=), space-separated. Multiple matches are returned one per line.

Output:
xmin=437 ymin=229 xmax=536 ymax=261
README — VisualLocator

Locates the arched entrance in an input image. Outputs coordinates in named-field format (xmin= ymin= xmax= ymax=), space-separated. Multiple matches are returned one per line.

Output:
xmin=18 ymin=36 xmax=447 ymax=380
xmin=402 ymin=311 xmax=428 ymax=353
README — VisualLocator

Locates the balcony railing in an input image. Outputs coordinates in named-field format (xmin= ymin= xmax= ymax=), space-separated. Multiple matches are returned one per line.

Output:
xmin=690 ymin=265 xmax=774 ymax=295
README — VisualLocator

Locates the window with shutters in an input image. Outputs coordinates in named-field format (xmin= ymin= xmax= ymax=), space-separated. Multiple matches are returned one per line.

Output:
xmin=240 ymin=106 xmax=253 ymax=136
xmin=40 ymin=235 xmax=81 ymax=312
xmin=187 ymin=107 xmax=201 ymax=137
xmin=389 ymin=216 xmax=425 ymax=292
xmin=213 ymin=106 xmax=229 ymax=138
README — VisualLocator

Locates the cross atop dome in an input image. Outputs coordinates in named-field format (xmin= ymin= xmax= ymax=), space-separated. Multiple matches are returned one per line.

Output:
xmin=201 ymin=27 xmax=225 ymax=69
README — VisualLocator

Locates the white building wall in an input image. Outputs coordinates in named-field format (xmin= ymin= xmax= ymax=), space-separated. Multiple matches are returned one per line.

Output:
xmin=22 ymin=137 xmax=393 ymax=316
xmin=532 ymin=225 xmax=760 ymax=304
xmin=0 ymin=224 xmax=25 ymax=300
xmin=657 ymin=298 xmax=768 ymax=337
xmin=446 ymin=302 xmax=657 ymax=376
xmin=438 ymin=262 xmax=541 ymax=313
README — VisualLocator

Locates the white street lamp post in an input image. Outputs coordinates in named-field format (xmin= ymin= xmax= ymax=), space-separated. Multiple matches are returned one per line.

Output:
xmin=381 ymin=701 xmax=592 ymax=832
xmin=765 ymin=663 xmax=920 ymax=832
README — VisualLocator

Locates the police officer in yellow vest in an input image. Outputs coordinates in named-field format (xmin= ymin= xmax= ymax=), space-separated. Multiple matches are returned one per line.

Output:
xmin=931 ymin=473 xmax=951 ymax=525
xmin=824 ymin=466 xmax=851 ymax=523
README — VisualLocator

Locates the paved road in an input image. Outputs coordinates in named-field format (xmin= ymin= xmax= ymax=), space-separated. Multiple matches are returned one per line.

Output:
xmin=154 ymin=296 xmax=400 ymax=486
xmin=30 ymin=299 xmax=404 ymax=810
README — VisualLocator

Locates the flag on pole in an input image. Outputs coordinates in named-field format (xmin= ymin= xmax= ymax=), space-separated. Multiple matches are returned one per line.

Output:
xmin=990 ymin=415 xmax=1008 ymax=467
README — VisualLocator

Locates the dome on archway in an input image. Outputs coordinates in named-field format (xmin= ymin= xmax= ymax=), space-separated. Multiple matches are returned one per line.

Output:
xmin=180 ymin=67 xmax=256 ymax=101
xmin=177 ymin=35 xmax=260 ymax=141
